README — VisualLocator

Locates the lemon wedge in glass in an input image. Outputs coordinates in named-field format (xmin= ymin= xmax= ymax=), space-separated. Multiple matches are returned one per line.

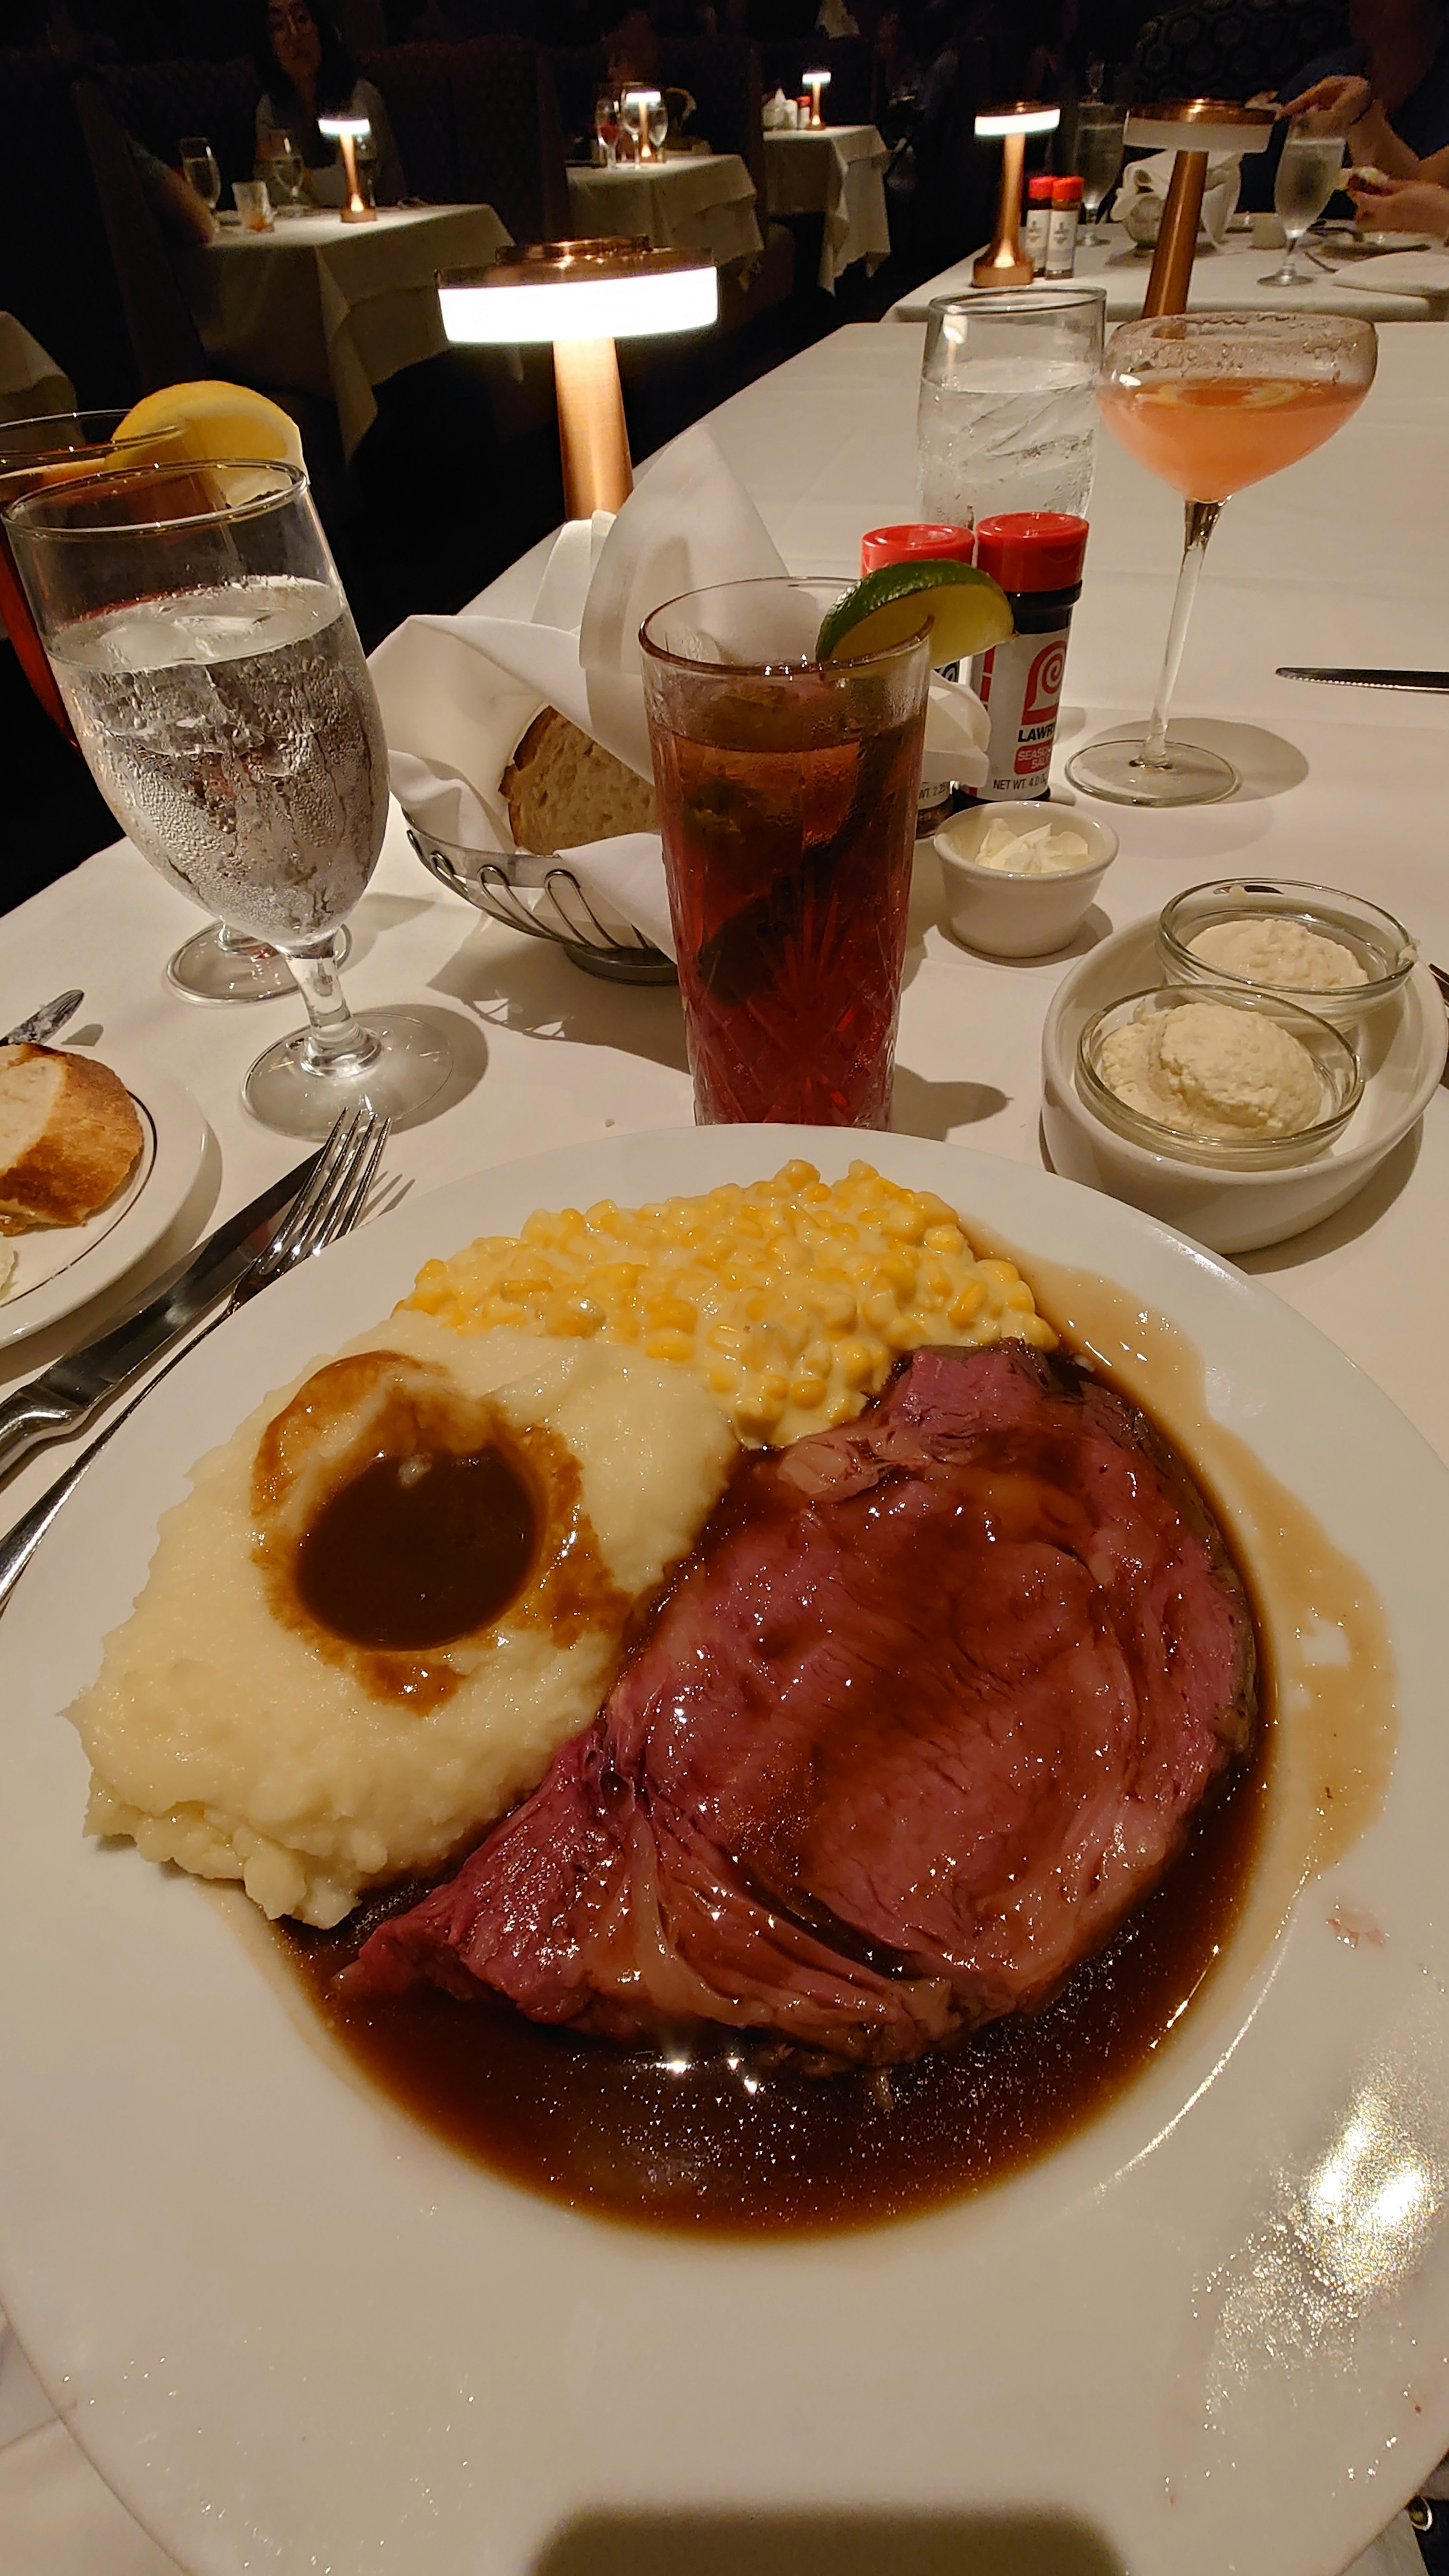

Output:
xmin=816 ymin=560 xmax=1014 ymax=665
xmin=116 ymin=380 xmax=304 ymax=470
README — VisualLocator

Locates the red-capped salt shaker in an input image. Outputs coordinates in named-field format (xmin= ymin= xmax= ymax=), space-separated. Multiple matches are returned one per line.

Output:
xmin=964 ymin=512 xmax=1088 ymax=802
xmin=860 ymin=521 xmax=974 ymax=829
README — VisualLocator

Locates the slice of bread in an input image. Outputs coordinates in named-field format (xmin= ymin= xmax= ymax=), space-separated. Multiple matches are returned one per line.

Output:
xmin=502 ymin=707 xmax=657 ymax=854
xmin=0 ymin=1044 xmax=144 ymax=1233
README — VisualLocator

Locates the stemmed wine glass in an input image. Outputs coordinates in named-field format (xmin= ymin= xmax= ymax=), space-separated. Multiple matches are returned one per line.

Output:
xmin=6 ymin=458 xmax=451 ymax=1137
xmin=1262 ymin=118 xmax=1345 ymax=285
xmin=592 ymin=88 xmax=620 ymax=163
xmin=180 ymin=135 xmax=221 ymax=212
xmin=1066 ymin=310 xmax=1376 ymax=806
xmin=0 ymin=408 xmax=301 ymax=1003
xmin=1074 ymin=101 xmax=1125 ymax=245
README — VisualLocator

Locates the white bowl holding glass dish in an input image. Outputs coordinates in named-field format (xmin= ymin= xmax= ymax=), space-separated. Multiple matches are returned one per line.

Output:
xmin=1042 ymin=914 xmax=1447 ymax=1252
xmin=934 ymin=802 xmax=1117 ymax=957
xmin=1158 ymin=878 xmax=1416 ymax=1030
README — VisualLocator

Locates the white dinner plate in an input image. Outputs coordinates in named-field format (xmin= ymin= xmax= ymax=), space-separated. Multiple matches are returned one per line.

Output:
xmin=1 ymin=1126 xmax=1447 ymax=2576
xmin=0 ymin=1055 xmax=206 ymax=1349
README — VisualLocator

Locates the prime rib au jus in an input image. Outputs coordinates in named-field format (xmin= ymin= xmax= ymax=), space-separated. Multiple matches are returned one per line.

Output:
xmin=354 ymin=1342 xmax=1256 ymax=2067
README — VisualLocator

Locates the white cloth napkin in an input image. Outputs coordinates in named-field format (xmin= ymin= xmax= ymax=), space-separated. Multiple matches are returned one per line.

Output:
xmin=1112 ymin=148 xmax=1241 ymax=246
xmin=372 ymin=425 xmax=989 ymax=958
xmin=763 ymin=88 xmax=799 ymax=129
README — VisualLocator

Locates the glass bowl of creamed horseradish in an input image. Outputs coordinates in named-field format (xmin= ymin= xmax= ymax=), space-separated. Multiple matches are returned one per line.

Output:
xmin=1157 ymin=878 xmax=1416 ymax=1031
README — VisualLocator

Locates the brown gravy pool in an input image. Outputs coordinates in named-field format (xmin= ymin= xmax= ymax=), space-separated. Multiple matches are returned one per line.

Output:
xmin=274 ymin=1256 xmax=1394 ymax=2240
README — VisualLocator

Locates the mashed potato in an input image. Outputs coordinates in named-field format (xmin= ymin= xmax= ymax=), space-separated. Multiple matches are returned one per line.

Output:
xmin=407 ymin=1160 xmax=1054 ymax=1446
xmin=72 ymin=1310 xmax=736 ymax=1927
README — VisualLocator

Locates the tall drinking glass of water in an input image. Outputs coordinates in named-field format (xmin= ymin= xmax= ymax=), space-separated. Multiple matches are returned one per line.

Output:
xmin=917 ymin=288 xmax=1106 ymax=531
xmin=1262 ymin=120 xmax=1345 ymax=285
xmin=7 ymin=458 xmax=451 ymax=1137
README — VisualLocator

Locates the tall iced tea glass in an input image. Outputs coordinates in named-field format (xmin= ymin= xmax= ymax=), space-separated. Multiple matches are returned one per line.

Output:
xmin=7 ymin=457 xmax=450 ymax=1137
xmin=640 ymin=578 xmax=931 ymax=1127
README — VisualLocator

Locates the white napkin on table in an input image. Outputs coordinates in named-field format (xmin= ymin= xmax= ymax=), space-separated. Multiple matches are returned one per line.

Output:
xmin=1112 ymin=148 xmax=1241 ymax=246
xmin=372 ymin=426 xmax=989 ymax=959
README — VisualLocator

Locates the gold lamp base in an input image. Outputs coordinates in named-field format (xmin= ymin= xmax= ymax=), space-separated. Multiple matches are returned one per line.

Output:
xmin=1126 ymin=99 xmax=1276 ymax=315
xmin=973 ymin=129 xmax=1032 ymax=288
xmin=553 ymin=335 xmax=632 ymax=518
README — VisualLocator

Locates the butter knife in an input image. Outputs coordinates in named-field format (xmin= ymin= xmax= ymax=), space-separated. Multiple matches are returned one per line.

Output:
xmin=0 ymin=1151 xmax=316 ymax=1482
xmin=3 ymin=991 xmax=84 ymax=1046
xmin=1276 ymin=666 xmax=1449 ymax=692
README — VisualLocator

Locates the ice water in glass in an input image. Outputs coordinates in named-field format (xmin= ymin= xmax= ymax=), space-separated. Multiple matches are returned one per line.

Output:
xmin=918 ymin=289 xmax=1104 ymax=528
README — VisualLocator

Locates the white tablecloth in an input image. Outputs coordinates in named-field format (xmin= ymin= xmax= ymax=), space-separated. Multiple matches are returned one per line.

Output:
xmin=183 ymin=203 xmax=511 ymax=458
xmin=763 ymin=124 xmax=891 ymax=291
xmin=2 ymin=318 xmax=1447 ymax=2576
xmin=565 ymin=152 xmax=762 ymax=267
xmin=886 ymin=220 xmax=1449 ymax=325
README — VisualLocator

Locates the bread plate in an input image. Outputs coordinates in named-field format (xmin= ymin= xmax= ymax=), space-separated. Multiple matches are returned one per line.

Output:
xmin=0 ymin=1055 xmax=206 ymax=1350
xmin=0 ymin=1126 xmax=1447 ymax=2576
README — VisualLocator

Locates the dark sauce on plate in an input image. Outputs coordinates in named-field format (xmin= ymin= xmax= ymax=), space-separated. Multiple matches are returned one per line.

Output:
xmin=278 ymin=1285 xmax=1275 ymax=2240
xmin=285 ymin=1746 xmax=1264 ymax=2236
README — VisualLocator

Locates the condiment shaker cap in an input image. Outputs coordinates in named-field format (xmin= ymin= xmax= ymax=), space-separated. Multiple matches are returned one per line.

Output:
xmin=1028 ymin=175 xmax=1055 ymax=202
xmin=972 ymin=511 xmax=1089 ymax=591
xmin=1053 ymin=175 xmax=1084 ymax=204
xmin=860 ymin=522 xmax=974 ymax=572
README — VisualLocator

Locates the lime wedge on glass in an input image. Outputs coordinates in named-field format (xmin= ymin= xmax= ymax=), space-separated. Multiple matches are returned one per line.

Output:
xmin=816 ymin=560 xmax=1014 ymax=664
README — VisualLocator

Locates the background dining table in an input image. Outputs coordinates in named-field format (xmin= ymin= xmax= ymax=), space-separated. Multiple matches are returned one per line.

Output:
xmin=183 ymin=201 xmax=512 ymax=460
xmin=762 ymin=121 xmax=891 ymax=291
xmin=0 ymin=314 xmax=1447 ymax=2576
xmin=563 ymin=151 xmax=762 ymax=267
xmin=887 ymin=220 xmax=1449 ymax=325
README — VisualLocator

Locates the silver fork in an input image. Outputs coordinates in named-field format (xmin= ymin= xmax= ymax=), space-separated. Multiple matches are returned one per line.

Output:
xmin=0 ymin=1105 xmax=389 ymax=1616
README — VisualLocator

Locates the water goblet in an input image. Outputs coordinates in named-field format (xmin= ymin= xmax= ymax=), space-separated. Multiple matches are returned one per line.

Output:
xmin=1074 ymin=102 xmax=1125 ymax=244
xmin=180 ymin=135 xmax=221 ymax=211
xmin=6 ymin=458 xmax=451 ymax=1135
xmin=1262 ymin=120 xmax=1346 ymax=286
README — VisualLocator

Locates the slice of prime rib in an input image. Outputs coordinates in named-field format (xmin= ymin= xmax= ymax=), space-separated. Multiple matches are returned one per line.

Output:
xmin=353 ymin=1343 xmax=1255 ymax=2066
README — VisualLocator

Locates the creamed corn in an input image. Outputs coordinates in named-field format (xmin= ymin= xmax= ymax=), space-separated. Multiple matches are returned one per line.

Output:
xmin=405 ymin=1160 xmax=1055 ymax=1447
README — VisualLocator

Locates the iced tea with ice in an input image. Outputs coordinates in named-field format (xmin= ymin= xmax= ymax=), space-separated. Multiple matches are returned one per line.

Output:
xmin=641 ymin=579 xmax=931 ymax=1127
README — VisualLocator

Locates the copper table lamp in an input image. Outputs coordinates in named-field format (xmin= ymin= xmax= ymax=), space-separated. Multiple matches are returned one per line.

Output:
xmin=439 ymin=240 xmax=718 ymax=519
xmin=803 ymin=69 xmax=831 ymax=127
xmin=973 ymin=102 xmax=1061 ymax=288
xmin=1124 ymin=99 xmax=1277 ymax=314
xmin=317 ymin=111 xmax=375 ymax=223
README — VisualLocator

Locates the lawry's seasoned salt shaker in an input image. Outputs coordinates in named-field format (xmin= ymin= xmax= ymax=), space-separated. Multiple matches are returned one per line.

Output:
xmin=1045 ymin=175 xmax=1083 ymax=276
xmin=1024 ymin=175 xmax=1054 ymax=274
xmin=860 ymin=521 xmax=974 ymax=830
xmin=964 ymin=513 xmax=1088 ymax=802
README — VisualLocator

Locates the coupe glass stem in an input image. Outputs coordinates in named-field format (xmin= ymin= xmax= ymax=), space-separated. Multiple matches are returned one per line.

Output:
xmin=285 ymin=934 xmax=381 ymax=1074
xmin=1139 ymin=497 xmax=1222 ymax=770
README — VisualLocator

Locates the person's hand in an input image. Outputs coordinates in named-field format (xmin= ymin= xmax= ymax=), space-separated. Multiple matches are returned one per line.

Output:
xmin=1347 ymin=172 xmax=1449 ymax=237
xmin=1280 ymin=74 xmax=1373 ymax=132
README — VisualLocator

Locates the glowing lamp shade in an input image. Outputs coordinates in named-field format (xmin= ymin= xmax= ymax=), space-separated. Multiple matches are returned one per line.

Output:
xmin=317 ymin=111 xmax=374 ymax=221
xmin=440 ymin=243 xmax=719 ymax=518
xmin=803 ymin=68 xmax=831 ymax=126
xmin=972 ymin=100 xmax=1061 ymax=286
xmin=974 ymin=103 xmax=1061 ymax=137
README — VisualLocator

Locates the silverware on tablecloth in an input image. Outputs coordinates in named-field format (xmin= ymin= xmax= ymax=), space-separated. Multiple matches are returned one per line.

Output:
xmin=2 ymin=990 xmax=84 ymax=1046
xmin=0 ymin=1147 xmax=325 ymax=1486
xmin=0 ymin=1105 xmax=389 ymax=1616
xmin=1276 ymin=666 xmax=1449 ymax=691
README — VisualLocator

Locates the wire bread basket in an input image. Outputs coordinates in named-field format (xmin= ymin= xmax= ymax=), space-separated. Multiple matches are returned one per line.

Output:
xmin=408 ymin=823 xmax=677 ymax=986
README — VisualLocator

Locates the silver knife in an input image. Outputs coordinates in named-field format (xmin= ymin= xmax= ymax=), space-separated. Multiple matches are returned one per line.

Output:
xmin=1276 ymin=666 xmax=1449 ymax=692
xmin=0 ymin=1150 xmax=317 ymax=1482
xmin=2 ymin=991 xmax=84 ymax=1046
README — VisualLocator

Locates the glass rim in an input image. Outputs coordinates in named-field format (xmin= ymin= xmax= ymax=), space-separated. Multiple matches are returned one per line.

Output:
xmin=1107 ymin=306 xmax=1376 ymax=344
xmin=4 ymin=456 xmax=308 ymax=542
xmin=0 ymin=406 xmax=172 ymax=463
xmin=927 ymin=284 xmax=1107 ymax=318
xmin=638 ymin=574 xmax=933 ymax=678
